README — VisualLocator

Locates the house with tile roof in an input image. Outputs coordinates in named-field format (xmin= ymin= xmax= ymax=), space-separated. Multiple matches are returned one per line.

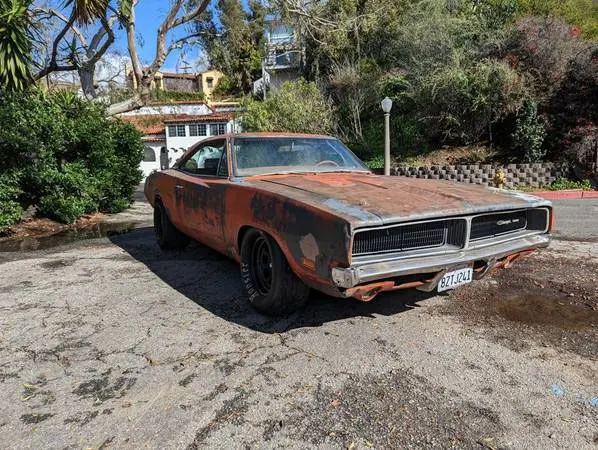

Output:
xmin=118 ymin=101 xmax=240 ymax=177
xmin=126 ymin=68 xmax=225 ymax=100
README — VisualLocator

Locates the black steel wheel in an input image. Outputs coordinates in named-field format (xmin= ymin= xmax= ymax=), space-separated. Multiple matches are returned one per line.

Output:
xmin=249 ymin=234 xmax=273 ymax=295
xmin=240 ymin=229 xmax=309 ymax=315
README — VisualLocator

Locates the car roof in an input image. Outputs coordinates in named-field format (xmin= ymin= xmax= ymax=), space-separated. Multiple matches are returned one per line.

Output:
xmin=199 ymin=132 xmax=335 ymax=143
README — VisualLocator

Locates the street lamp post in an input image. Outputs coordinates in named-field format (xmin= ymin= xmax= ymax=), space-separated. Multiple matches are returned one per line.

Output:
xmin=381 ymin=96 xmax=393 ymax=176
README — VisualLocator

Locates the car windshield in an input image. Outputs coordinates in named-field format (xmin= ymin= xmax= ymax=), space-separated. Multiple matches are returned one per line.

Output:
xmin=232 ymin=137 xmax=369 ymax=176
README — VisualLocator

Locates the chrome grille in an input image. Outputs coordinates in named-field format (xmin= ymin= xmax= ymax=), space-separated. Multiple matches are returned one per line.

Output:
xmin=470 ymin=210 xmax=527 ymax=241
xmin=352 ymin=219 xmax=466 ymax=256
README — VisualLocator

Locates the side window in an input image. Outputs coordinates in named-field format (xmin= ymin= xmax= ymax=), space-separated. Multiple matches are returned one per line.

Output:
xmin=180 ymin=140 xmax=226 ymax=176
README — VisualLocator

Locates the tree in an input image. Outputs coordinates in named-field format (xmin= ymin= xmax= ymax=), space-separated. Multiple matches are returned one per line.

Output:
xmin=1 ymin=0 xmax=117 ymax=95
xmin=31 ymin=6 xmax=118 ymax=99
xmin=0 ymin=0 xmax=211 ymax=115
xmin=107 ymin=0 xmax=211 ymax=115
xmin=195 ymin=0 xmax=266 ymax=94
xmin=242 ymin=80 xmax=335 ymax=134
xmin=0 ymin=0 xmax=35 ymax=91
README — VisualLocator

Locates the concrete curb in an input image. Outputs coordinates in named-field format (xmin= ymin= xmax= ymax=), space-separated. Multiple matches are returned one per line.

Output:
xmin=529 ymin=190 xmax=598 ymax=200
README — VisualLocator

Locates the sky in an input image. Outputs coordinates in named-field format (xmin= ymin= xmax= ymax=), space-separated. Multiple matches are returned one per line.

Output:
xmin=110 ymin=0 xmax=210 ymax=72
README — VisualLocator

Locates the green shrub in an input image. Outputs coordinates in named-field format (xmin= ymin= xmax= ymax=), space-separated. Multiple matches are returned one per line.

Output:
xmin=0 ymin=90 xmax=144 ymax=228
xmin=0 ymin=171 xmax=23 ymax=232
xmin=364 ymin=154 xmax=385 ymax=169
xmin=548 ymin=177 xmax=592 ymax=191
xmin=512 ymin=99 xmax=546 ymax=162
xmin=155 ymin=89 xmax=205 ymax=102
xmin=211 ymin=74 xmax=236 ymax=98
xmin=35 ymin=163 xmax=98 ymax=223
xmin=242 ymin=80 xmax=335 ymax=135
xmin=517 ymin=0 xmax=598 ymax=38
xmin=98 ymin=119 xmax=144 ymax=213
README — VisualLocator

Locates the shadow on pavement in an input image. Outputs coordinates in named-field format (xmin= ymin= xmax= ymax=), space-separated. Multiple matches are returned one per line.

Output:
xmin=110 ymin=226 xmax=437 ymax=333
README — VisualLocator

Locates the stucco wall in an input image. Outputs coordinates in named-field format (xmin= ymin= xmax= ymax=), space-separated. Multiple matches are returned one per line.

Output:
xmin=392 ymin=162 xmax=569 ymax=188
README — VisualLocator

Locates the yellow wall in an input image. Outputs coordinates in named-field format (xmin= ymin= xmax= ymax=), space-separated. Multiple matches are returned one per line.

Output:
xmin=199 ymin=70 xmax=224 ymax=99
xmin=126 ymin=65 xmax=224 ymax=98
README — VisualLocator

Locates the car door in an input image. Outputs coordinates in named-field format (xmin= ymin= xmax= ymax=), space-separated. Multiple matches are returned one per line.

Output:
xmin=172 ymin=139 xmax=229 ymax=251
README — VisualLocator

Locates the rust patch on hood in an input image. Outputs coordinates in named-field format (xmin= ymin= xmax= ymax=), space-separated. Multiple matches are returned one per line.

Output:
xmin=244 ymin=173 xmax=548 ymax=228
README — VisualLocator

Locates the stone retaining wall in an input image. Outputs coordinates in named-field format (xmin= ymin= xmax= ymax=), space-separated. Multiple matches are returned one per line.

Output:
xmin=392 ymin=162 xmax=569 ymax=188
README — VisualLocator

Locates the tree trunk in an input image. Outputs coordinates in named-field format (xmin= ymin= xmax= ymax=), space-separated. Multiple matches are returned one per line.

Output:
xmin=106 ymin=93 xmax=144 ymax=116
xmin=106 ymin=82 xmax=152 ymax=116
xmin=79 ymin=65 xmax=97 ymax=99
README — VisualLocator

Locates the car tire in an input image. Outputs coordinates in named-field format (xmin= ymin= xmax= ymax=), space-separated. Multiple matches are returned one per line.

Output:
xmin=240 ymin=229 xmax=309 ymax=315
xmin=154 ymin=200 xmax=189 ymax=250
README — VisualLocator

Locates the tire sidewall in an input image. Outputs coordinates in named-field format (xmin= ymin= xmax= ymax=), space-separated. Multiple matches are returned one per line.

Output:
xmin=240 ymin=229 xmax=281 ymax=312
xmin=154 ymin=202 xmax=166 ymax=247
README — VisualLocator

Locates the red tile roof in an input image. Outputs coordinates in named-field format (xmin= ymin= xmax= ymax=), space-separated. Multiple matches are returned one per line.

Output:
xmin=120 ymin=113 xmax=234 ymax=135
xmin=119 ymin=115 xmax=167 ymax=135
xmin=163 ymin=113 xmax=233 ymax=123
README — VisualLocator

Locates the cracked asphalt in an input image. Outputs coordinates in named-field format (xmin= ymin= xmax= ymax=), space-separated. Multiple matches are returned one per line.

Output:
xmin=0 ymin=198 xmax=597 ymax=449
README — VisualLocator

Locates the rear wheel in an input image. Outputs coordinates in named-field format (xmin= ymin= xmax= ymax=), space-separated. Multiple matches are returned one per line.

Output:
xmin=240 ymin=229 xmax=309 ymax=315
xmin=154 ymin=200 xmax=189 ymax=250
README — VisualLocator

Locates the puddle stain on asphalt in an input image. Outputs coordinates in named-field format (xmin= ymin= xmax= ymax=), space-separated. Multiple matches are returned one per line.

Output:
xmin=0 ymin=221 xmax=141 ymax=252
xmin=496 ymin=291 xmax=598 ymax=330
xmin=20 ymin=413 xmax=54 ymax=424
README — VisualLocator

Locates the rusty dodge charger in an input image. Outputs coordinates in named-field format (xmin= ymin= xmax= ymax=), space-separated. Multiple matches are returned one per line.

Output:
xmin=144 ymin=133 xmax=552 ymax=314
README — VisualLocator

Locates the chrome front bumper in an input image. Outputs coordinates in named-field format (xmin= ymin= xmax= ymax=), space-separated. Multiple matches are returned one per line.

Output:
xmin=331 ymin=234 xmax=550 ymax=289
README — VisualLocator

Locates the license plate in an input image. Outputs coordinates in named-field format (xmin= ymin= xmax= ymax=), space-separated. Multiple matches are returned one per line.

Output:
xmin=438 ymin=266 xmax=473 ymax=292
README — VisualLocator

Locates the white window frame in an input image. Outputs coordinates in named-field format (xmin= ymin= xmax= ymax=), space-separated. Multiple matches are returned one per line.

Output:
xmin=168 ymin=124 xmax=187 ymax=137
xmin=210 ymin=123 xmax=227 ymax=136
xmin=189 ymin=123 xmax=207 ymax=137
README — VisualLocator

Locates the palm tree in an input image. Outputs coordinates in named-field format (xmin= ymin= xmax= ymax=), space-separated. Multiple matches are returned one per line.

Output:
xmin=0 ymin=0 xmax=109 ymax=91
xmin=0 ymin=0 xmax=34 ymax=90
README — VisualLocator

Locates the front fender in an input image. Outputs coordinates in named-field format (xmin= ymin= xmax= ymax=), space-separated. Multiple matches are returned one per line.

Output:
xmin=229 ymin=189 xmax=352 ymax=289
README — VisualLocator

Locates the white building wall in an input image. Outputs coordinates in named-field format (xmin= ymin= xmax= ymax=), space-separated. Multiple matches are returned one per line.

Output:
xmin=120 ymin=103 xmax=213 ymax=116
xmin=140 ymin=142 xmax=164 ymax=178
xmin=165 ymin=120 xmax=234 ymax=150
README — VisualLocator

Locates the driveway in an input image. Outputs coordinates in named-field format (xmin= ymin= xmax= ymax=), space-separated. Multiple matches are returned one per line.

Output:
xmin=0 ymin=199 xmax=596 ymax=449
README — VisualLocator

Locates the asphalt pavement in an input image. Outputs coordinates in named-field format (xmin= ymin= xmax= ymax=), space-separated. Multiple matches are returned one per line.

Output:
xmin=551 ymin=199 xmax=598 ymax=241
xmin=0 ymin=196 xmax=596 ymax=449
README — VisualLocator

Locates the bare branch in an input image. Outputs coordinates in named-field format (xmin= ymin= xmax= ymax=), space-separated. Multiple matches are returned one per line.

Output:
xmin=126 ymin=0 xmax=143 ymax=83
xmin=149 ymin=0 xmax=210 ymax=73
xmin=33 ymin=12 xmax=78 ymax=80
xmin=85 ymin=15 xmax=115 ymax=66
xmin=32 ymin=7 xmax=88 ymax=47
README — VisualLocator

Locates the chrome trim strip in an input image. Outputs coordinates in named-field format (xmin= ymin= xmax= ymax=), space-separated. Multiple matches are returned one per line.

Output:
xmin=333 ymin=234 xmax=550 ymax=289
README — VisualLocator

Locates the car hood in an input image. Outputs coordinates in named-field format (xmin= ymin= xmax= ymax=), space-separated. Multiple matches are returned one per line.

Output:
xmin=244 ymin=172 xmax=550 ymax=228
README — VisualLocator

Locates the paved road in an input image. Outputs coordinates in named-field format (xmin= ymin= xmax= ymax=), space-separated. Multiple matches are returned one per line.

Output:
xmin=551 ymin=199 xmax=598 ymax=241
xmin=0 ymin=198 xmax=596 ymax=449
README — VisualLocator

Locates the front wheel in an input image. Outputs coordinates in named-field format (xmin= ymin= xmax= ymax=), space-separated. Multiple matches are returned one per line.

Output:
xmin=240 ymin=229 xmax=309 ymax=315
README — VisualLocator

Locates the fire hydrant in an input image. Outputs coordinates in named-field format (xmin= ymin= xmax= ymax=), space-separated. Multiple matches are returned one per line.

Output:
xmin=494 ymin=168 xmax=505 ymax=189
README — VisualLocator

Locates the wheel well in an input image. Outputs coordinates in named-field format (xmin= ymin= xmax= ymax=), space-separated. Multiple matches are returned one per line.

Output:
xmin=237 ymin=225 xmax=253 ymax=252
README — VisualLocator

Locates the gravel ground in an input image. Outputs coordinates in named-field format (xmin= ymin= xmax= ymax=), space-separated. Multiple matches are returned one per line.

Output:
xmin=0 ymin=198 xmax=596 ymax=449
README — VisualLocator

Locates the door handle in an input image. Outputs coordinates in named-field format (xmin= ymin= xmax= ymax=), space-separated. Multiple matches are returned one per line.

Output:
xmin=175 ymin=184 xmax=184 ymax=190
